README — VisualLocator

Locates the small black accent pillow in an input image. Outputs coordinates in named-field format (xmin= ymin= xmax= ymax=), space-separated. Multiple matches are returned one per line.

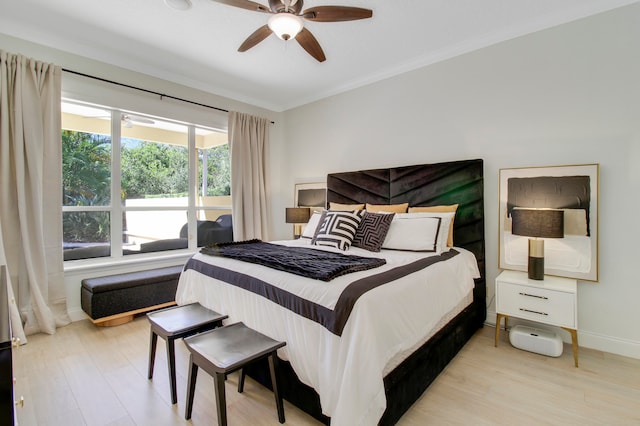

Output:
xmin=352 ymin=211 xmax=395 ymax=252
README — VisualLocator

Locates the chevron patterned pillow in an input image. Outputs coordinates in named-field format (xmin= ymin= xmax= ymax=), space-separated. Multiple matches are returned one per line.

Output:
xmin=312 ymin=210 xmax=363 ymax=251
xmin=352 ymin=211 xmax=395 ymax=252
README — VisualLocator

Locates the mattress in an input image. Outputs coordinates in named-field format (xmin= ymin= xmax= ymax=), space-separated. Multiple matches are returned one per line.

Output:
xmin=175 ymin=239 xmax=479 ymax=425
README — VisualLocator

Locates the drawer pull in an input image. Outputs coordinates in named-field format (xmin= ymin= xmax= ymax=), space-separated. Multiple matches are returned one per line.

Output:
xmin=520 ymin=308 xmax=548 ymax=316
xmin=519 ymin=292 xmax=548 ymax=300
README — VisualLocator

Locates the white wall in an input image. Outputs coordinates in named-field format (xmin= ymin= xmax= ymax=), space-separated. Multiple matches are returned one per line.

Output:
xmin=279 ymin=4 xmax=640 ymax=358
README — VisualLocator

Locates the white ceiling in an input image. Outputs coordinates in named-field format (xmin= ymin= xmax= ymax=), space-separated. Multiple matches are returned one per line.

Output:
xmin=1 ymin=0 xmax=637 ymax=112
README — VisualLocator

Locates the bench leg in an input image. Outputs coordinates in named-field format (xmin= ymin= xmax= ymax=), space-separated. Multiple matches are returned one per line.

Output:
xmin=214 ymin=372 xmax=228 ymax=426
xmin=238 ymin=368 xmax=245 ymax=393
xmin=268 ymin=353 xmax=285 ymax=424
xmin=185 ymin=356 xmax=198 ymax=420
xmin=148 ymin=331 xmax=158 ymax=379
xmin=166 ymin=337 xmax=178 ymax=404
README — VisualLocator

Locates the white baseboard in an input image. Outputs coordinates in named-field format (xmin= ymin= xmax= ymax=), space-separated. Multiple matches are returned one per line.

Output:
xmin=578 ymin=330 xmax=640 ymax=360
xmin=67 ymin=307 xmax=89 ymax=323
xmin=486 ymin=309 xmax=640 ymax=360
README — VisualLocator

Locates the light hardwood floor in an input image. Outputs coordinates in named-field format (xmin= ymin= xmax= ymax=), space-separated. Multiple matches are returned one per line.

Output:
xmin=12 ymin=317 xmax=640 ymax=425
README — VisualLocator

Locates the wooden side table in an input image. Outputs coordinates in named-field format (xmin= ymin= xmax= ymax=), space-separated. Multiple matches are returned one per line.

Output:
xmin=494 ymin=270 xmax=579 ymax=367
xmin=147 ymin=303 xmax=228 ymax=404
xmin=184 ymin=322 xmax=286 ymax=426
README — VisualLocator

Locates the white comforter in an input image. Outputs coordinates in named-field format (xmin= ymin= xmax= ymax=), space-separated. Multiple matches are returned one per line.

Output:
xmin=176 ymin=240 xmax=479 ymax=425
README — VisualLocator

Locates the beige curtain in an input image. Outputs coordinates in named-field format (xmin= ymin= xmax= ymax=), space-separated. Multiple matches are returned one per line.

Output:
xmin=0 ymin=50 xmax=70 ymax=343
xmin=229 ymin=111 xmax=270 ymax=241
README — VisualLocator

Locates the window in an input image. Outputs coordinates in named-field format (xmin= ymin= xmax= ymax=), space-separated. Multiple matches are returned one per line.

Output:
xmin=62 ymin=101 xmax=230 ymax=261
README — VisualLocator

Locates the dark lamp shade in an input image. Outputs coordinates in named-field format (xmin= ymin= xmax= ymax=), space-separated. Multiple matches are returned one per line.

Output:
xmin=512 ymin=209 xmax=564 ymax=239
xmin=285 ymin=207 xmax=311 ymax=224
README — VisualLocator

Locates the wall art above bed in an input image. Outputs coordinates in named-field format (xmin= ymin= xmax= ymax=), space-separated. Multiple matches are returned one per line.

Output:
xmin=499 ymin=164 xmax=599 ymax=281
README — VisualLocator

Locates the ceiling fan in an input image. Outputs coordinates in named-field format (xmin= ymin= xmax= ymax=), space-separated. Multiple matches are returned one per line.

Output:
xmin=209 ymin=0 xmax=373 ymax=62
xmin=83 ymin=113 xmax=155 ymax=128
xmin=121 ymin=114 xmax=155 ymax=128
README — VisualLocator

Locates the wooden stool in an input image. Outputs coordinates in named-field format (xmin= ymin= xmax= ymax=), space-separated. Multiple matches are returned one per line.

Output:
xmin=184 ymin=322 xmax=286 ymax=425
xmin=147 ymin=303 xmax=227 ymax=404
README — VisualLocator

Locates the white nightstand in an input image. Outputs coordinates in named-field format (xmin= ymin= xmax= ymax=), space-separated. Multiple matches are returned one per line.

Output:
xmin=494 ymin=270 xmax=579 ymax=367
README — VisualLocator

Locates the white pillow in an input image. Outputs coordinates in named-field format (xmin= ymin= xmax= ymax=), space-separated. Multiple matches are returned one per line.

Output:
xmin=382 ymin=214 xmax=439 ymax=252
xmin=300 ymin=210 xmax=324 ymax=239
xmin=408 ymin=212 xmax=455 ymax=252
xmin=382 ymin=212 xmax=455 ymax=253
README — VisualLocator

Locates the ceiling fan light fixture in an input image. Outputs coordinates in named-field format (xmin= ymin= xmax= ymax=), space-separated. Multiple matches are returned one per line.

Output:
xmin=268 ymin=13 xmax=303 ymax=41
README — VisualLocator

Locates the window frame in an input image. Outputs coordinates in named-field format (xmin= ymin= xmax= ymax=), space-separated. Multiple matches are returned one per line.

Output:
xmin=62 ymin=101 xmax=230 ymax=263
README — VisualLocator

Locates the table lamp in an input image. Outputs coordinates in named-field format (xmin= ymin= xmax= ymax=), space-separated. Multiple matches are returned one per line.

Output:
xmin=285 ymin=207 xmax=311 ymax=238
xmin=511 ymin=208 xmax=564 ymax=280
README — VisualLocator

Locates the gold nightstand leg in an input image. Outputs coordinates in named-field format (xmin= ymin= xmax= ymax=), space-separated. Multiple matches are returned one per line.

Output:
xmin=495 ymin=314 xmax=508 ymax=347
xmin=561 ymin=327 xmax=579 ymax=368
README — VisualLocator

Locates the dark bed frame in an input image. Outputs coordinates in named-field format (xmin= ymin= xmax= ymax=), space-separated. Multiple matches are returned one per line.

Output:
xmin=248 ymin=159 xmax=486 ymax=425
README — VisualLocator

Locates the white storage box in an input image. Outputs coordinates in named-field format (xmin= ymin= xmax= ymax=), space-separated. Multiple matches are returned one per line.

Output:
xmin=509 ymin=325 xmax=563 ymax=357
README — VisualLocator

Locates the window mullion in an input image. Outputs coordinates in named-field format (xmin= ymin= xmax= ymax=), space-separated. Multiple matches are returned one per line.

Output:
xmin=188 ymin=125 xmax=197 ymax=250
xmin=111 ymin=110 xmax=123 ymax=257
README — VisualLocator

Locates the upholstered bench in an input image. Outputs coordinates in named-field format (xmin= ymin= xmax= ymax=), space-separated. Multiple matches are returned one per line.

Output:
xmin=81 ymin=265 xmax=183 ymax=326
xmin=184 ymin=322 xmax=286 ymax=426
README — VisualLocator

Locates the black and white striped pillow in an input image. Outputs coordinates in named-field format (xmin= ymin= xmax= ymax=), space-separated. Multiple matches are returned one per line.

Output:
xmin=312 ymin=210 xmax=363 ymax=251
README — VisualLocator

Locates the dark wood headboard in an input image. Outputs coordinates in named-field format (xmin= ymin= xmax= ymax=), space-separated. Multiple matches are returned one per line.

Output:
xmin=326 ymin=159 xmax=486 ymax=318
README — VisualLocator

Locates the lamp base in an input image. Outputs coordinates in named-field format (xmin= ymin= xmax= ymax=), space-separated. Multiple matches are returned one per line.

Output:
xmin=528 ymin=239 xmax=545 ymax=280
xmin=293 ymin=224 xmax=303 ymax=239
xmin=528 ymin=256 xmax=544 ymax=280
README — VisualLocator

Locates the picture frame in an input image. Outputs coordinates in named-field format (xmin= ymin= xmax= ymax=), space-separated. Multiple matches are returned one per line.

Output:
xmin=498 ymin=164 xmax=599 ymax=281
xmin=294 ymin=182 xmax=326 ymax=211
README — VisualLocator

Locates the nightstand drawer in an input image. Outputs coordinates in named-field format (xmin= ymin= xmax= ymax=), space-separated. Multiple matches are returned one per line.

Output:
xmin=497 ymin=281 xmax=575 ymax=328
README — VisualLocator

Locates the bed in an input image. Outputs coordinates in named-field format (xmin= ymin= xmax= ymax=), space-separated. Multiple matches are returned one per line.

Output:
xmin=175 ymin=159 xmax=486 ymax=425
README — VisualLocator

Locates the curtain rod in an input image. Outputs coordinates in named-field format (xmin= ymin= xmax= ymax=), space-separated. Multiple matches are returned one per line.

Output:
xmin=62 ymin=68 xmax=274 ymax=124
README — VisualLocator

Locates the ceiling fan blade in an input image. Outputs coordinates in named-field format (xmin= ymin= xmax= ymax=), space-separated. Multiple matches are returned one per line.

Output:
xmin=302 ymin=6 xmax=372 ymax=22
xmin=128 ymin=114 xmax=155 ymax=124
xmin=210 ymin=0 xmax=271 ymax=13
xmin=296 ymin=28 xmax=326 ymax=62
xmin=238 ymin=25 xmax=273 ymax=52
xmin=121 ymin=115 xmax=155 ymax=128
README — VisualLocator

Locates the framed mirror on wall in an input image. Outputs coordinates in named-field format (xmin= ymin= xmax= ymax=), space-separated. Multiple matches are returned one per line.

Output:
xmin=294 ymin=182 xmax=326 ymax=211
xmin=289 ymin=182 xmax=326 ymax=238
xmin=499 ymin=164 xmax=599 ymax=281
